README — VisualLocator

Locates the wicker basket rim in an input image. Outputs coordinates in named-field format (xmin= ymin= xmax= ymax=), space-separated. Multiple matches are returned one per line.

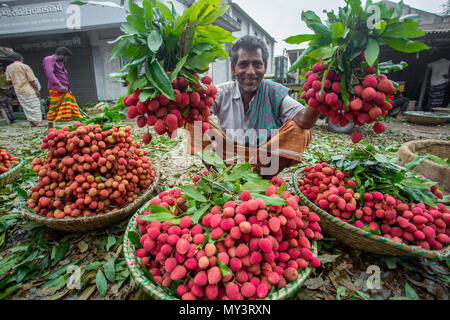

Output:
xmin=22 ymin=166 xmax=160 ymax=226
xmin=0 ymin=157 xmax=25 ymax=180
xmin=123 ymin=194 xmax=318 ymax=300
xmin=292 ymin=168 xmax=449 ymax=260
xmin=403 ymin=111 xmax=450 ymax=119
xmin=399 ymin=140 xmax=450 ymax=170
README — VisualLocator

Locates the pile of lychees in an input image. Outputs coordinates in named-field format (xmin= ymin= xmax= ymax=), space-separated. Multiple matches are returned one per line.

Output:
xmin=134 ymin=177 xmax=322 ymax=300
xmin=298 ymin=162 xmax=449 ymax=250
xmin=27 ymin=124 xmax=155 ymax=218
xmin=301 ymin=60 xmax=395 ymax=143
xmin=125 ymin=75 xmax=217 ymax=144
xmin=0 ymin=149 xmax=19 ymax=174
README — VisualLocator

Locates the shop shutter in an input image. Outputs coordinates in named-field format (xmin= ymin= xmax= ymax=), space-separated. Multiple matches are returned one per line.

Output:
xmin=21 ymin=46 xmax=98 ymax=106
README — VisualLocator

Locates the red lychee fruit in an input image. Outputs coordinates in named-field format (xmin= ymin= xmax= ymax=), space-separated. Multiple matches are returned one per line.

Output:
xmin=351 ymin=131 xmax=363 ymax=144
xmin=373 ymin=122 xmax=385 ymax=134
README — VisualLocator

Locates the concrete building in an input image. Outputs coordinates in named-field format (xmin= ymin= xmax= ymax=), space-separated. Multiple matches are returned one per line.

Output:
xmin=381 ymin=0 xmax=450 ymax=109
xmin=0 ymin=0 xmax=275 ymax=105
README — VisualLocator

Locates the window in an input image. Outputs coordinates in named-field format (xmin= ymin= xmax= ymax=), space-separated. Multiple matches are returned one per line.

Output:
xmin=254 ymin=31 xmax=258 ymax=37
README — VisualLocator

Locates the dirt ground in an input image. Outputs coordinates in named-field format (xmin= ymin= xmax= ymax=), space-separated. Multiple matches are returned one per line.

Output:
xmin=0 ymin=116 xmax=448 ymax=301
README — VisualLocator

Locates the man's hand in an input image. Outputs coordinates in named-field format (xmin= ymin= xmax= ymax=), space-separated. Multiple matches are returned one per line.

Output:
xmin=35 ymin=90 xmax=41 ymax=98
xmin=292 ymin=106 xmax=321 ymax=130
xmin=58 ymin=84 xmax=68 ymax=93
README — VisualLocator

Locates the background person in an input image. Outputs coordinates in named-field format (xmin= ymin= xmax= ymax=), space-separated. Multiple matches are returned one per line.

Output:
xmin=5 ymin=53 xmax=44 ymax=126
xmin=43 ymin=47 xmax=82 ymax=129
xmin=0 ymin=64 xmax=15 ymax=123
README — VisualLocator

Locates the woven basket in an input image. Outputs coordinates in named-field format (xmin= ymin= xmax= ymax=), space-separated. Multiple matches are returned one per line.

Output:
xmin=292 ymin=169 xmax=449 ymax=260
xmin=124 ymin=200 xmax=318 ymax=300
xmin=22 ymin=167 xmax=160 ymax=232
xmin=403 ymin=111 xmax=450 ymax=125
xmin=0 ymin=158 xmax=25 ymax=188
xmin=397 ymin=140 xmax=450 ymax=193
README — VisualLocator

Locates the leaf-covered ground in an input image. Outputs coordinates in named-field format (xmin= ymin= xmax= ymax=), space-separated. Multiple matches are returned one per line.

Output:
xmin=0 ymin=117 xmax=448 ymax=300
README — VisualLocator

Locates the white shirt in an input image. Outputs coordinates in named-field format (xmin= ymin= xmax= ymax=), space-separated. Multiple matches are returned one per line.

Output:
xmin=210 ymin=81 xmax=305 ymax=146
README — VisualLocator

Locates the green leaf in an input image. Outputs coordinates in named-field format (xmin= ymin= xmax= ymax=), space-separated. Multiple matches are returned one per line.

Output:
xmin=340 ymin=74 xmax=349 ymax=108
xmin=126 ymin=14 xmax=146 ymax=32
xmin=404 ymin=282 xmax=419 ymax=300
xmin=378 ymin=60 xmax=408 ymax=74
xmin=127 ymin=231 xmax=142 ymax=249
xmin=427 ymin=154 xmax=449 ymax=166
xmin=143 ymin=0 xmax=154 ymax=29
xmin=17 ymin=188 xmax=28 ymax=201
xmin=404 ymin=155 xmax=428 ymax=170
xmin=241 ymin=180 xmax=271 ymax=193
xmin=330 ymin=22 xmax=344 ymax=40
xmin=277 ymin=182 xmax=287 ymax=196
xmin=224 ymin=163 xmax=251 ymax=182
xmin=384 ymin=257 xmax=400 ymax=269
xmin=307 ymin=46 xmax=337 ymax=60
xmin=186 ymin=52 xmax=216 ymax=71
xmin=147 ymin=30 xmax=163 ymax=53
xmin=384 ymin=37 xmax=430 ymax=53
xmin=147 ymin=204 xmax=172 ymax=214
xmin=284 ymin=34 xmax=318 ymax=45
xmin=201 ymin=5 xmax=230 ymax=25
xmin=169 ymin=56 xmax=188 ymax=82
xmin=106 ymin=236 xmax=116 ymax=251
xmin=155 ymin=0 xmax=174 ymax=21
xmin=140 ymin=212 xmax=181 ymax=224
xmin=217 ymin=259 xmax=233 ymax=278
xmin=96 ymin=269 xmax=108 ymax=296
xmin=104 ymin=258 xmax=115 ymax=283
xmin=308 ymin=23 xmax=332 ymax=38
xmin=355 ymin=290 xmax=370 ymax=300
xmin=85 ymin=261 xmax=103 ymax=271
xmin=139 ymin=89 xmax=158 ymax=102
xmin=365 ymin=38 xmax=379 ymax=67
xmin=383 ymin=21 xmax=426 ymax=39
xmin=374 ymin=153 xmax=388 ymax=163
xmin=301 ymin=10 xmax=322 ymax=25
xmin=111 ymin=38 xmax=131 ymax=59
xmin=190 ymin=204 xmax=211 ymax=225
xmin=197 ymin=25 xmax=236 ymax=43
xmin=201 ymin=151 xmax=225 ymax=169
xmin=146 ymin=58 xmax=175 ymax=100
xmin=336 ymin=286 xmax=346 ymax=300
xmin=400 ymin=178 xmax=432 ymax=189
xmin=181 ymin=185 xmax=207 ymax=202
xmin=249 ymin=194 xmax=288 ymax=206
xmin=120 ymin=22 xmax=140 ymax=36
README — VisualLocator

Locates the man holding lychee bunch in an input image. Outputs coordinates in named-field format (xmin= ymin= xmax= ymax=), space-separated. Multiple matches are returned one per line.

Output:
xmin=188 ymin=36 xmax=321 ymax=177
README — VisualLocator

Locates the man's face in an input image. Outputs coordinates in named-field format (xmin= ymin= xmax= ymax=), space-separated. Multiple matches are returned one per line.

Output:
xmin=57 ymin=55 xmax=69 ymax=63
xmin=232 ymin=48 xmax=267 ymax=93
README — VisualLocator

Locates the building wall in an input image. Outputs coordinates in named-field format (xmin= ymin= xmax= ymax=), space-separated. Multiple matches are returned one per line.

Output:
xmin=384 ymin=0 xmax=449 ymax=26
xmin=1 ymin=0 xmax=276 ymax=100
xmin=88 ymin=29 xmax=128 ymax=101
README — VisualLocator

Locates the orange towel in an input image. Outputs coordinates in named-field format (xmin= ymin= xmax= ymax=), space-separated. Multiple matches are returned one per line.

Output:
xmin=185 ymin=119 xmax=312 ymax=177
